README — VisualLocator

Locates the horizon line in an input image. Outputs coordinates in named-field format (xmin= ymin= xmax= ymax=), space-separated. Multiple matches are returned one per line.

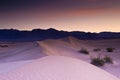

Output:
xmin=0 ymin=28 xmax=120 ymax=33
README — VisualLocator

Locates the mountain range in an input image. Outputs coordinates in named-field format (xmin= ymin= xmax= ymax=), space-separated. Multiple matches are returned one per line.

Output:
xmin=0 ymin=28 xmax=120 ymax=41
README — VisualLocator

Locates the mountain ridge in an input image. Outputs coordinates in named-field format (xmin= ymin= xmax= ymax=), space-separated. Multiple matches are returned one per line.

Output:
xmin=0 ymin=28 xmax=120 ymax=41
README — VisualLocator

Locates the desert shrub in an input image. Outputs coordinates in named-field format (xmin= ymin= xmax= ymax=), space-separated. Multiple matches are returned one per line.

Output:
xmin=94 ymin=48 xmax=101 ymax=52
xmin=79 ymin=48 xmax=89 ymax=54
xmin=0 ymin=45 xmax=8 ymax=48
xmin=91 ymin=54 xmax=113 ymax=67
xmin=106 ymin=48 xmax=115 ymax=52
xmin=104 ymin=55 xmax=113 ymax=64
xmin=91 ymin=55 xmax=105 ymax=67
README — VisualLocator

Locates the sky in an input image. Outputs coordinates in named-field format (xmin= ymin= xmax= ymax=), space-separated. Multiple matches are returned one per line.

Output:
xmin=0 ymin=0 xmax=120 ymax=32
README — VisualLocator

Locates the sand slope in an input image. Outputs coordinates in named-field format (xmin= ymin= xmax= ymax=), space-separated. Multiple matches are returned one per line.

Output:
xmin=0 ymin=42 xmax=46 ymax=63
xmin=0 ymin=42 xmax=46 ymax=73
xmin=0 ymin=37 xmax=120 ymax=79
xmin=38 ymin=37 xmax=120 ymax=78
xmin=0 ymin=56 xmax=119 ymax=80
xmin=38 ymin=37 xmax=91 ymax=62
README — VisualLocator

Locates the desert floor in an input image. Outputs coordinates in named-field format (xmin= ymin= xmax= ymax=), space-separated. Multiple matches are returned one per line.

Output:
xmin=0 ymin=37 xmax=120 ymax=80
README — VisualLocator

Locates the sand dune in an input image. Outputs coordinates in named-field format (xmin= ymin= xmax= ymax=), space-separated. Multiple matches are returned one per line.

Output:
xmin=38 ymin=37 xmax=120 ymax=78
xmin=0 ymin=56 xmax=119 ymax=80
xmin=0 ymin=37 xmax=120 ymax=79
xmin=0 ymin=42 xmax=46 ymax=74
xmin=38 ymin=37 xmax=91 ymax=62
xmin=0 ymin=42 xmax=46 ymax=63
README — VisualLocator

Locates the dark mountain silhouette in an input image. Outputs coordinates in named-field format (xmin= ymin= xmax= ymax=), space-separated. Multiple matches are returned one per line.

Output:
xmin=0 ymin=28 xmax=120 ymax=41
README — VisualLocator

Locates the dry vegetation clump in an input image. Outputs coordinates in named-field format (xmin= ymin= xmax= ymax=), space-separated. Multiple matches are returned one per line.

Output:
xmin=91 ymin=55 xmax=105 ymax=67
xmin=94 ymin=48 xmax=101 ymax=52
xmin=91 ymin=54 xmax=113 ymax=67
xmin=106 ymin=48 xmax=115 ymax=52
xmin=0 ymin=44 xmax=8 ymax=48
xmin=79 ymin=48 xmax=89 ymax=54
xmin=104 ymin=55 xmax=113 ymax=64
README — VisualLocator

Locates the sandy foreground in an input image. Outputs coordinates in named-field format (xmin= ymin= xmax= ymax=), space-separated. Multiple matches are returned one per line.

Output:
xmin=0 ymin=56 xmax=119 ymax=80
xmin=0 ymin=37 xmax=120 ymax=80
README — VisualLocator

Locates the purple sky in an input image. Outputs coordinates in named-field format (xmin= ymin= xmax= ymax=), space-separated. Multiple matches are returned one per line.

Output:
xmin=0 ymin=0 xmax=120 ymax=32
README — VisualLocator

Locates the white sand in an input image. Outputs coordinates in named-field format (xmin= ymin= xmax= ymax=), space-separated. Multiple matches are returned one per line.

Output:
xmin=38 ymin=37 xmax=120 ymax=78
xmin=0 ymin=56 xmax=119 ymax=80
xmin=0 ymin=37 xmax=120 ymax=79
xmin=0 ymin=42 xmax=46 ymax=63
xmin=0 ymin=42 xmax=46 ymax=73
